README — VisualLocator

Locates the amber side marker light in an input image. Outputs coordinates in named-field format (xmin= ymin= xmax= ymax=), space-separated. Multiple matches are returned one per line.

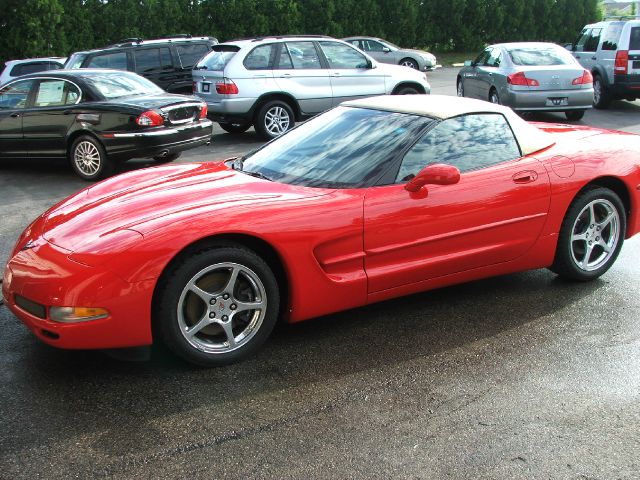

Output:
xmin=49 ymin=307 xmax=109 ymax=323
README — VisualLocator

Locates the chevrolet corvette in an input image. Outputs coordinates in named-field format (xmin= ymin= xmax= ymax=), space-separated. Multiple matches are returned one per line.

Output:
xmin=3 ymin=95 xmax=639 ymax=366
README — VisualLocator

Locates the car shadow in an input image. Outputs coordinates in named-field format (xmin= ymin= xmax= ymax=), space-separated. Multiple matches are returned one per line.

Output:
xmin=524 ymin=99 xmax=640 ymax=130
xmin=2 ymin=268 xmax=606 ymax=458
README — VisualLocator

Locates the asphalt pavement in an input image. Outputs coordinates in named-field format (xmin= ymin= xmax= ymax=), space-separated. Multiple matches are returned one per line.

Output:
xmin=1 ymin=68 xmax=639 ymax=479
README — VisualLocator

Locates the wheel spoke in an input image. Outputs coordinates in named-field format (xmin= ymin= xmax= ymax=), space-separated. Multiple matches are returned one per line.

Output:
xmin=235 ymin=298 xmax=265 ymax=312
xmin=217 ymin=320 xmax=236 ymax=348
xmin=581 ymin=242 xmax=595 ymax=267
xmin=186 ymin=315 xmax=210 ymax=337
xmin=597 ymin=212 xmax=614 ymax=230
xmin=188 ymin=280 xmax=212 ymax=303
xmin=571 ymin=231 xmax=587 ymax=242
xmin=598 ymin=237 xmax=612 ymax=253
xmin=587 ymin=203 xmax=596 ymax=225
xmin=223 ymin=267 xmax=240 ymax=294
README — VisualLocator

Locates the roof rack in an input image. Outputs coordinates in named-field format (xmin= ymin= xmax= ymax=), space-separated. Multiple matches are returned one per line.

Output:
xmin=249 ymin=34 xmax=332 ymax=42
xmin=603 ymin=15 xmax=640 ymax=21
xmin=107 ymin=36 xmax=216 ymax=48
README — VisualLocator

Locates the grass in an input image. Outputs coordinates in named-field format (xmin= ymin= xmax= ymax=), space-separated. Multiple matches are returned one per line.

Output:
xmin=432 ymin=52 xmax=476 ymax=67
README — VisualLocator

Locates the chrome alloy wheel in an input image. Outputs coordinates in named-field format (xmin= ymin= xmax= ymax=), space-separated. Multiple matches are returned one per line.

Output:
xmin=489 ymin=91 xmax=500 ymax=104
xmin=570 ymin=199 xmax=620 ymax=271
xmin=74 ymin=141 xmax=101 ymax=176
xmin=264 ymin=106 xmax=290 ymax=136
xmin=177 ymin=262 xmax=267 ymax=354
xmin=457 ymin=81 xmax=464 ymax=97
xmin=400 ymin=59 xmax=418 ymax=69
xmin=593 ymin=78 xmax=601 ymax=105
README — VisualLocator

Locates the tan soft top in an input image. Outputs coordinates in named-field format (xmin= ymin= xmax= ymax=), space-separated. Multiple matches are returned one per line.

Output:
xmin=343 ymin=95 xmax=555 ymax=156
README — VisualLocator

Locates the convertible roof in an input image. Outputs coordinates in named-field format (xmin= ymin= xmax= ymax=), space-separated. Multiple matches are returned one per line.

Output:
xmin=343 ymin=95 xmax=555 ymax=156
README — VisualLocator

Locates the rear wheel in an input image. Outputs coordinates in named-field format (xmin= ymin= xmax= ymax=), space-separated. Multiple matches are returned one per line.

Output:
xmin=69 ymin=135 xmax=113 ymax=181
xmin=593 ymin=74 xmax=611 ymax=109
xmin=565 ymin=110 xmax=585 ymax=121
xmin=400 ymin=58 xmax=419 ymax=69
xmin=394 ymin=86 xmax=420 ymax=95
xmin=219 ymin=122 xmax=251 ymax=134
xmin=550 ymin=187 xmax=625 ymax=281
xmin=254 ymin=100 xmax=294 ymax=140
xmin=489 ymin=88 xmax=500 ymax=104
xmin=457 ymin=79 xmax=464 ymax=97
xmin=156 ymin=246 xmax=280 ymax=366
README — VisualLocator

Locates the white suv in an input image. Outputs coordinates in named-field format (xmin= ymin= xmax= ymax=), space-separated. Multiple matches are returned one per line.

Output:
xmin=192 ymin=35 xmax=431 ymax=139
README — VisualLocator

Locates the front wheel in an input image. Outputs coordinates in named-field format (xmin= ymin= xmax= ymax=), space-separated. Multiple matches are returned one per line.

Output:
xmin=254 ymin=100 xmax=294 ymax=140
xmin=489 ymin=88 xmax=500 ymax=105
xmin=394 ymin=86 xmax=420 ymax=95
xmin=69 ymin=135 xmax=113 ymax=181
xmin=399 ymin=58 xmax=419 ymax=70
xmin=550 ymin=187 xmax=626 ymax=281
xmin=565 ymin=110 xmax=585 ymax=121
xmin=457 ymin=79 xmax=464 ymax=97
xmin=155 ymin=246 xmax=280 ymax=366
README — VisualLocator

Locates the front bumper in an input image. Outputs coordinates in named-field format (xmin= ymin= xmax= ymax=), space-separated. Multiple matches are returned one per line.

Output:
xmin=101 ymin=119 xmax=213 ymax=161
xmin=504 ymin=87 xmax=593 ymax=111
xmin=2 ymin=240 xmax=154 ymax=350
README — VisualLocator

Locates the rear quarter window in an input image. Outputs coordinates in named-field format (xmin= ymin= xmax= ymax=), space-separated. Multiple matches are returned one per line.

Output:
xmin=601 ymin=23 xmax=624 ymax=50
xmin=9 ymin=62 xmax=62 ymax=77
xmin=176 ymin=43 xmax=210 ymax=69
xmin=630 ymin=27 xmax=640 ymax=50
xmin=243 ymin=44 xmax=276 ymax=70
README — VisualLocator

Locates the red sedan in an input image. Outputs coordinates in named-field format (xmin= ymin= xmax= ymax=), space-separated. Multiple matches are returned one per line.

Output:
xmin=3 ymin=95 xmax=640 ymax=366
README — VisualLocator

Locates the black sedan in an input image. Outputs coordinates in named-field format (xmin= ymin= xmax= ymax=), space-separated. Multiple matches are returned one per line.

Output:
xmin=0 ymin=69 xmax=213 ymax=180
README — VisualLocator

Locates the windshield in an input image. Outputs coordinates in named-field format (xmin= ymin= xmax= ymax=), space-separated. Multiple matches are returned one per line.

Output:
xmin=195 ymin=45 xmax=240 ymax=70
xmin=239 ymin=106 xmax=433 ymax=188
xmin=508 ymin=46 xmax=575 ymax=66
xmin=381 ymin=40 xmax=401 ymax=50
xmin=65 ymin=53 xmax=87 ymax=69
xmin=82 ymin=72 xmax=164 ymax=99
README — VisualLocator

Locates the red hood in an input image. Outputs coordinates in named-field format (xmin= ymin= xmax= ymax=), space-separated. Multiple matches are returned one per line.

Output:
xmin=42 ymin=162 xmax=329 ymax=252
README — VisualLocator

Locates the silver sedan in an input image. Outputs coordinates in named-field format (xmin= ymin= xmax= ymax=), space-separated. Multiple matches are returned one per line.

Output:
xmin=343 ymin=36 xmax=436 ymax=71
xmin=457 ymin=42 xmax=594 ymax=121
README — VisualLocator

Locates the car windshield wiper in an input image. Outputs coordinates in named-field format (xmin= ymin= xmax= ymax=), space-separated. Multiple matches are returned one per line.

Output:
xmin=242 ymin=169 xmax=273 ymax=182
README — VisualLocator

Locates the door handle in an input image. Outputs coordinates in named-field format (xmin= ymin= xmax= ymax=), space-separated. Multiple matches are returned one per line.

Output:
xmin=63 ymin=109 xmax=73 ymax=115
xmin=332 ymin=72 xmax=341 ymax=77
xmin=513 ymin=170 xmax=538 ymax=184
xmin=279 ymin=73 xmax=291 ymax=78
xmin=575 ymin=55 xmax=580 ymax=59
xmin=10 ymin=112 xmax=20 ymax=118
xmin=591 ymin=56 xmax=597 ymax=60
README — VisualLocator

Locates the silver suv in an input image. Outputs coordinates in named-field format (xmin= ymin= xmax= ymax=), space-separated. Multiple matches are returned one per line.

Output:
xmin=569 ymin=18 xmax=640 ymax=108
xmin=192 ymin=35 xmax=431 ymax=139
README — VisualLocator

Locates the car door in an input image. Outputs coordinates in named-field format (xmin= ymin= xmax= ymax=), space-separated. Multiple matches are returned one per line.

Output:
xmin=0 ymin=79 xmax=35 ymax=158
xmin=21 ymin=78 xmax=82 ymax=158
xmin=273 ymin=41 xmax=332 ymax=115
xmin=573 ymin=27 xmax=602 ymax=72
xmin=462 ymin=48 xmax=491 ymax=98
xmin=317 ymin=40 xmax=386 ymax=106
xmin=363 ymin=113 xmax=550 ymax=293
xmin=133 ymin=47 xmax=174 ymax=90
xmin=475 ymin=47 xmax=502 ymax=101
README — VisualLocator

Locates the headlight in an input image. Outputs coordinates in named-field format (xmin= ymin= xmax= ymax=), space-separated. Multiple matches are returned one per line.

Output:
xmin=49 ymin=306 xmax=110 ymax=323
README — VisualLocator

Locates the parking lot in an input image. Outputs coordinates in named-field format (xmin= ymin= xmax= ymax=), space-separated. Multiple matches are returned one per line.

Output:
xmin=1 ymin=67 xmax=639 ymax=478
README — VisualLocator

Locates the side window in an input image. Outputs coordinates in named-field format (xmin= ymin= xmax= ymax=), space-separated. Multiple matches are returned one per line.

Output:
xmin=243 ymin=44 xmax=275 ymax=70
xmin=574 ymin=29 xmax=591 ymax=52
xmin=9 ymin=62 xmax=56 ymax=76
xmin=87 ymin=51 xmax=127 ymax=69
xmin=0 ymin=80 xmax=35 ymax=110
xmin=487 ymin=48 xmax=501 ymax=67
xmin=285 ymin=41 xmax=322 ymax=69
xmin=33 ymin=80 xmax=81 ymax=107
xmin=474 ymin=48 xmax=491 ymax=66
xmin=602 ymin=23 xmax=623 ymax=51
xmin=134 ymin=48 xmax=162 ymax=73
xmin=276 ymin=45 xmax=294 ymax=69
xmin=630 ymin=27 xmax=640 ymax=50
xmin=319 ymin=41 xmax=369 ymax=69
xmin=365 ymin=40 xmax=386 ymax=52
xmin=584 ymin=28 xmax=602 ymax=52
xmin=348 ymin=40 xmax=362 ymax=49
xmin=395 ymin=114 xmax=521 ymax=182
xmin=176 ymin=43 xmax=209 ymax=69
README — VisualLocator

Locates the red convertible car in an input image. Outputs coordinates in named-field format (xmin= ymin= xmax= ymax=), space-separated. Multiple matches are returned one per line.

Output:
xmin=3 ymin=95 xmax=640 ymax=366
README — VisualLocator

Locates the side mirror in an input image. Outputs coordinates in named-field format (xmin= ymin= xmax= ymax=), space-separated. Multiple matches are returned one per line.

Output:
xmin=405 ymin=163 xmax=461 ymax=193
xmin=464 ymin=60 xmax=473 ymax=67
xmin=382 ymin=47 xmax=391 ymax=53
xmin=365 ymin=59 xmax=375 ymax=69
xmin=564 ymin=43 xmax=575 ymax=51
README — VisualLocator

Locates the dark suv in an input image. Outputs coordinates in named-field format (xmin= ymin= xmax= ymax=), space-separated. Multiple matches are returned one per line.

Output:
xmin=66 ymin=36 xmax=218 ymax=94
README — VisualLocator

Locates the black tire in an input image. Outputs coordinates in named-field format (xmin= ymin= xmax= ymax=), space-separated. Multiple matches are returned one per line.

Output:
xmin=549 ymin=187 xmax=626 ymax=281
xmin=254 ymin=100 xmax=295 ymax=140
xmin=69 ymin=135 xmax=113 ymax=181
xmin=155 ymin=246 xmax=280 ymax=366
xmin=394 ymin=86 xmax=420 ymax=95
xmin=565 ymin=110 xmax=585 ymax=121
xmin=489 ymin=88 xmax=500 ymax=105
xmin=153 ymin=152 xmax=181 ymax=163
xmin=592 ymin=74 xmax=611 ymax=109
xmin=219 ymin=122 xmax=251 ymax=134
xmin=399 ymin=58 xmax=419 ymax=70
xmin=457 ymin=78 xmax=464 ymax=97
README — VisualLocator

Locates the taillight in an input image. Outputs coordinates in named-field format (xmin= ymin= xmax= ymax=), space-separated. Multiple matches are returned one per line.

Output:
xmin=199 ymin=103 xmax=208 ymax=119
xmin=215 ymin=78 xmax=239 ymax=95
xmin=572 ymin=69 xmax=593 ymax=85
xmin=507 ymin=71 xmax=539 ymax=87
xmin=615 ymin=50 xmax=628 ymax=75
xmin=136 ymin=110 xmax=164 ymax=127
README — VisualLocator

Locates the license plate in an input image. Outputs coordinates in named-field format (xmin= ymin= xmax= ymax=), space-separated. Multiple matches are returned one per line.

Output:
xmin=202 ymin=82 xmax=210 ymax=93
xmin=633 ymin=60 xmax=640 ymax=70
xmin=546 ymin=97 xmax=568 ymax=106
